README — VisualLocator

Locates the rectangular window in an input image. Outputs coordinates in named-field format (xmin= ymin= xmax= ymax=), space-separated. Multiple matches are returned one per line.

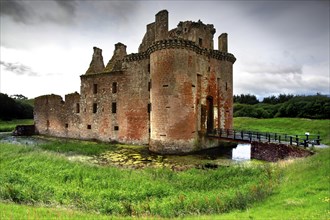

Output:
xmin=163 ymin=85 xmax=168 ymax=87
xmin=112 ymin=82 xmax=117 ymax=93
xmin=87 ymin=125 xmax=91 ymax=129
xmin=199 ymin=38 xmax=203 ymax=47
xmin=93 ymin=103 xmax=97 ymax=113
xmin=76 ymin=103 xmax=80 ymax=113
xmin=46 ymin=120 xmax=50 ymax=127
xmin=147 ymin=64 xmax=150 ymax=73
xmin=65 ymin=123 xmax=68 ymax=128
xmin=112 ymin=102 xmax=117 ymax=113
xmin=114 ymin=126 xmax=119 ymax=131
xmin=93 ymin=84 xmax=98 ymax=94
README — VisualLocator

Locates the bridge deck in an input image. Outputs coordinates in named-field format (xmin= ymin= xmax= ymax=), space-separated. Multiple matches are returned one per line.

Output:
xmin=207 ymin=129 xmax=321 ymax=147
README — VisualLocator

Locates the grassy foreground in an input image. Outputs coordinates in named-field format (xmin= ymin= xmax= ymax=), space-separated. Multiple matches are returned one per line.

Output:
xmin=0 ymin=119 xmax=34 ymax=132
xmin=0 ymin=143 xmax=276 ymax=218
xmin=234 ymin=117 xmax=330 ymax=145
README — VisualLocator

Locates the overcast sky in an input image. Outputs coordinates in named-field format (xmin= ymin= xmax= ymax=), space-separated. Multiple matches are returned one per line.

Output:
xmin=1 ymin=0 xmax=329 ymax=100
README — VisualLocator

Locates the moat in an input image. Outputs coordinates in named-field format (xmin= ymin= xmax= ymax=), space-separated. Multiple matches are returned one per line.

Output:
xmin=0 ymin=133 xmax=254 ymax=170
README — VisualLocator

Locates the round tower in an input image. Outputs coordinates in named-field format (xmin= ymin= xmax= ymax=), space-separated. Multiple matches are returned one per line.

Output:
xmin=149 ymin=41 xmax=197 ymax=154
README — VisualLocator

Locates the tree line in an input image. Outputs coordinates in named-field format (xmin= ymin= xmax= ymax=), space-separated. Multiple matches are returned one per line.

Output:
xmin=234 ymin=93 xmax=330 ymax=119
xmin=0 ymin=93 xmax=34 ymax=120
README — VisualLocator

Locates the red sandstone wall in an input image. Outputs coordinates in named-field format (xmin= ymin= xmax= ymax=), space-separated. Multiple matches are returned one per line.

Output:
xmin=150 ymin=48 xmax=197 ymax=153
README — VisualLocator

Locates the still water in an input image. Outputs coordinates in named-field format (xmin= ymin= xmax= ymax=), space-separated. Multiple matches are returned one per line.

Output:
xmin=0 ymin=133 xmax=252 ymax=168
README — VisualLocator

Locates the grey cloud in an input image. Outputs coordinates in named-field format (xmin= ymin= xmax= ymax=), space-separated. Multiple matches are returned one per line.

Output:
xmin=234 ymin=71 xmax=329 ymax=99
xmin=243 ymin=62 xmax=302 ymax=75
xmin=0 ymin=61 xmax=38 ymax=76
xmin=55 ymin=0 xmax=77 ymax=15
xmin=0 ymin=0 xmax=30 ymax=23
xmin=0 ymin=0 xmax=77 ymax=25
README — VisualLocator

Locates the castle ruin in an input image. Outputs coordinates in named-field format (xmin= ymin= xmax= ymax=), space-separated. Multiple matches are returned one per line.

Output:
xmin=34 ymin=10 xmax=236 ymax=154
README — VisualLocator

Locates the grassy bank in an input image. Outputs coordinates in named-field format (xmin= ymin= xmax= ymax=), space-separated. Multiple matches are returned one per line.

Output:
xmin=200 ymin=147 xmax=330 ymax=219
xmin=0 ymin=119 xmax=34 ymax=132
xmin=0 ymin=143 xmax=277 ymax=218
xmin=234 ymin=117 xmax=330 ymax=145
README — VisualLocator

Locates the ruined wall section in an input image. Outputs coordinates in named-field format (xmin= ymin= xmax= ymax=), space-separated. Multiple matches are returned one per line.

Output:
xmin=63 ymin=92 xmax=81 ymax=138
xmin=169 ymin=21 xmax=216 ymax=49
xmin=34 ymin=95 xmax=66 ymax=136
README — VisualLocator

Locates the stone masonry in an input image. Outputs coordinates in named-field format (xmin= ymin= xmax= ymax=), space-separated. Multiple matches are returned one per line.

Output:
xmin=34 ymin=10 xmax=236 ymax=154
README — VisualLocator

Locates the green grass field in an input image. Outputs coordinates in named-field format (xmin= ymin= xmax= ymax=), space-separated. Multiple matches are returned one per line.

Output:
xmin=0 ymin=119 xmax=34 ymax=132
xmin=0 ymin=117 xmax=329 ymax=219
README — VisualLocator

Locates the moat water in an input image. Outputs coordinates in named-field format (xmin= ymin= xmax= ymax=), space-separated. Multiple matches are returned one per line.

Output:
xmin=0 ymin=133 xmax=252 ymax=169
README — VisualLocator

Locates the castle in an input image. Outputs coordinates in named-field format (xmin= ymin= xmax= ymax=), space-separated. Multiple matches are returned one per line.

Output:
xmin=34 ymin=10 xmax=236 ymax=154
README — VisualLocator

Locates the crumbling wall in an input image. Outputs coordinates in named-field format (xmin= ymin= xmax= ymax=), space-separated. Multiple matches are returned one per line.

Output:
xmin=34 ymin=94 xmax=66 ymax=136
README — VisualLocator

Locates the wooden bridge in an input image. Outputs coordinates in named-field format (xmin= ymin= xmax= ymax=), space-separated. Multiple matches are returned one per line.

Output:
xmin=207 ymin=129 xmax=321 ymax=147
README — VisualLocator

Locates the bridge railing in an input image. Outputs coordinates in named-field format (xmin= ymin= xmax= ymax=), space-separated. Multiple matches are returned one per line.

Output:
xmin=208 ymin=129 xmax=321 ymax=147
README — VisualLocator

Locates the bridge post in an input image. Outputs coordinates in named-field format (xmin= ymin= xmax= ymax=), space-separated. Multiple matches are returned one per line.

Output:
xmin=279 ymin=135 xmax=281 ymax=143
xmin=268 ymin=133 xmax=270 ymax=142
xmin=249 ymin=132 xmax=252 ymax=142
xmin=275 ymin=133 xmax=277 ymax=141
xmin=290 ymin=136 xmax=293 ymax=145
xmin=241 ymin=131 xmax=243 ymax=140
xmin=296 ymin=135 xmax=299 ymax=146
xmin=317 ymin=135 xmax=320 ymax=145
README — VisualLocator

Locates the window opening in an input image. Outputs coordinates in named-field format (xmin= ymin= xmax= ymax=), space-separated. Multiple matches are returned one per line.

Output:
xmin=65 ymin=123 xmax=68 ymax=128
xmin=199 ymin=38 xmax=203 ymax=47
xmin=93 ymin=84 xmax=98 ymax=94
xmin=112 ymin=102 xmax=117 ymax=113
xmin=87 ymin=125 xmax=91 ymax=129
xmin=112 ymin=82 xmax=117 ymax=93
xmin=76 ymin=103 xmax=80 ymax=113
xmin=93 ymin=103 xmax=97 ymax=113
xmin=114 ymin=126 xmax=119 ymax=131
xmin=148 ymin=103 xmax=151 ymax=113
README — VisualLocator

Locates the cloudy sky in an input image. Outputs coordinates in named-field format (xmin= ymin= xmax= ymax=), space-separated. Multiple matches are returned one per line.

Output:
xmin=1 ymin=0 xmax=329 ymax=100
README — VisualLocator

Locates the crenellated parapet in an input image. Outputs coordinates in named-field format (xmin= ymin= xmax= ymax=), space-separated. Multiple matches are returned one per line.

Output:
xmin=123 ymin=39 xmax=236 ymax=63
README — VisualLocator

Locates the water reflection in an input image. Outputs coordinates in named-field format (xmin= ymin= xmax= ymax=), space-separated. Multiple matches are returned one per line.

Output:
xmin=194 ymin=143 xmax=251 ymax=161
xmin=232 ymin=144 xmax=251 ymax=161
